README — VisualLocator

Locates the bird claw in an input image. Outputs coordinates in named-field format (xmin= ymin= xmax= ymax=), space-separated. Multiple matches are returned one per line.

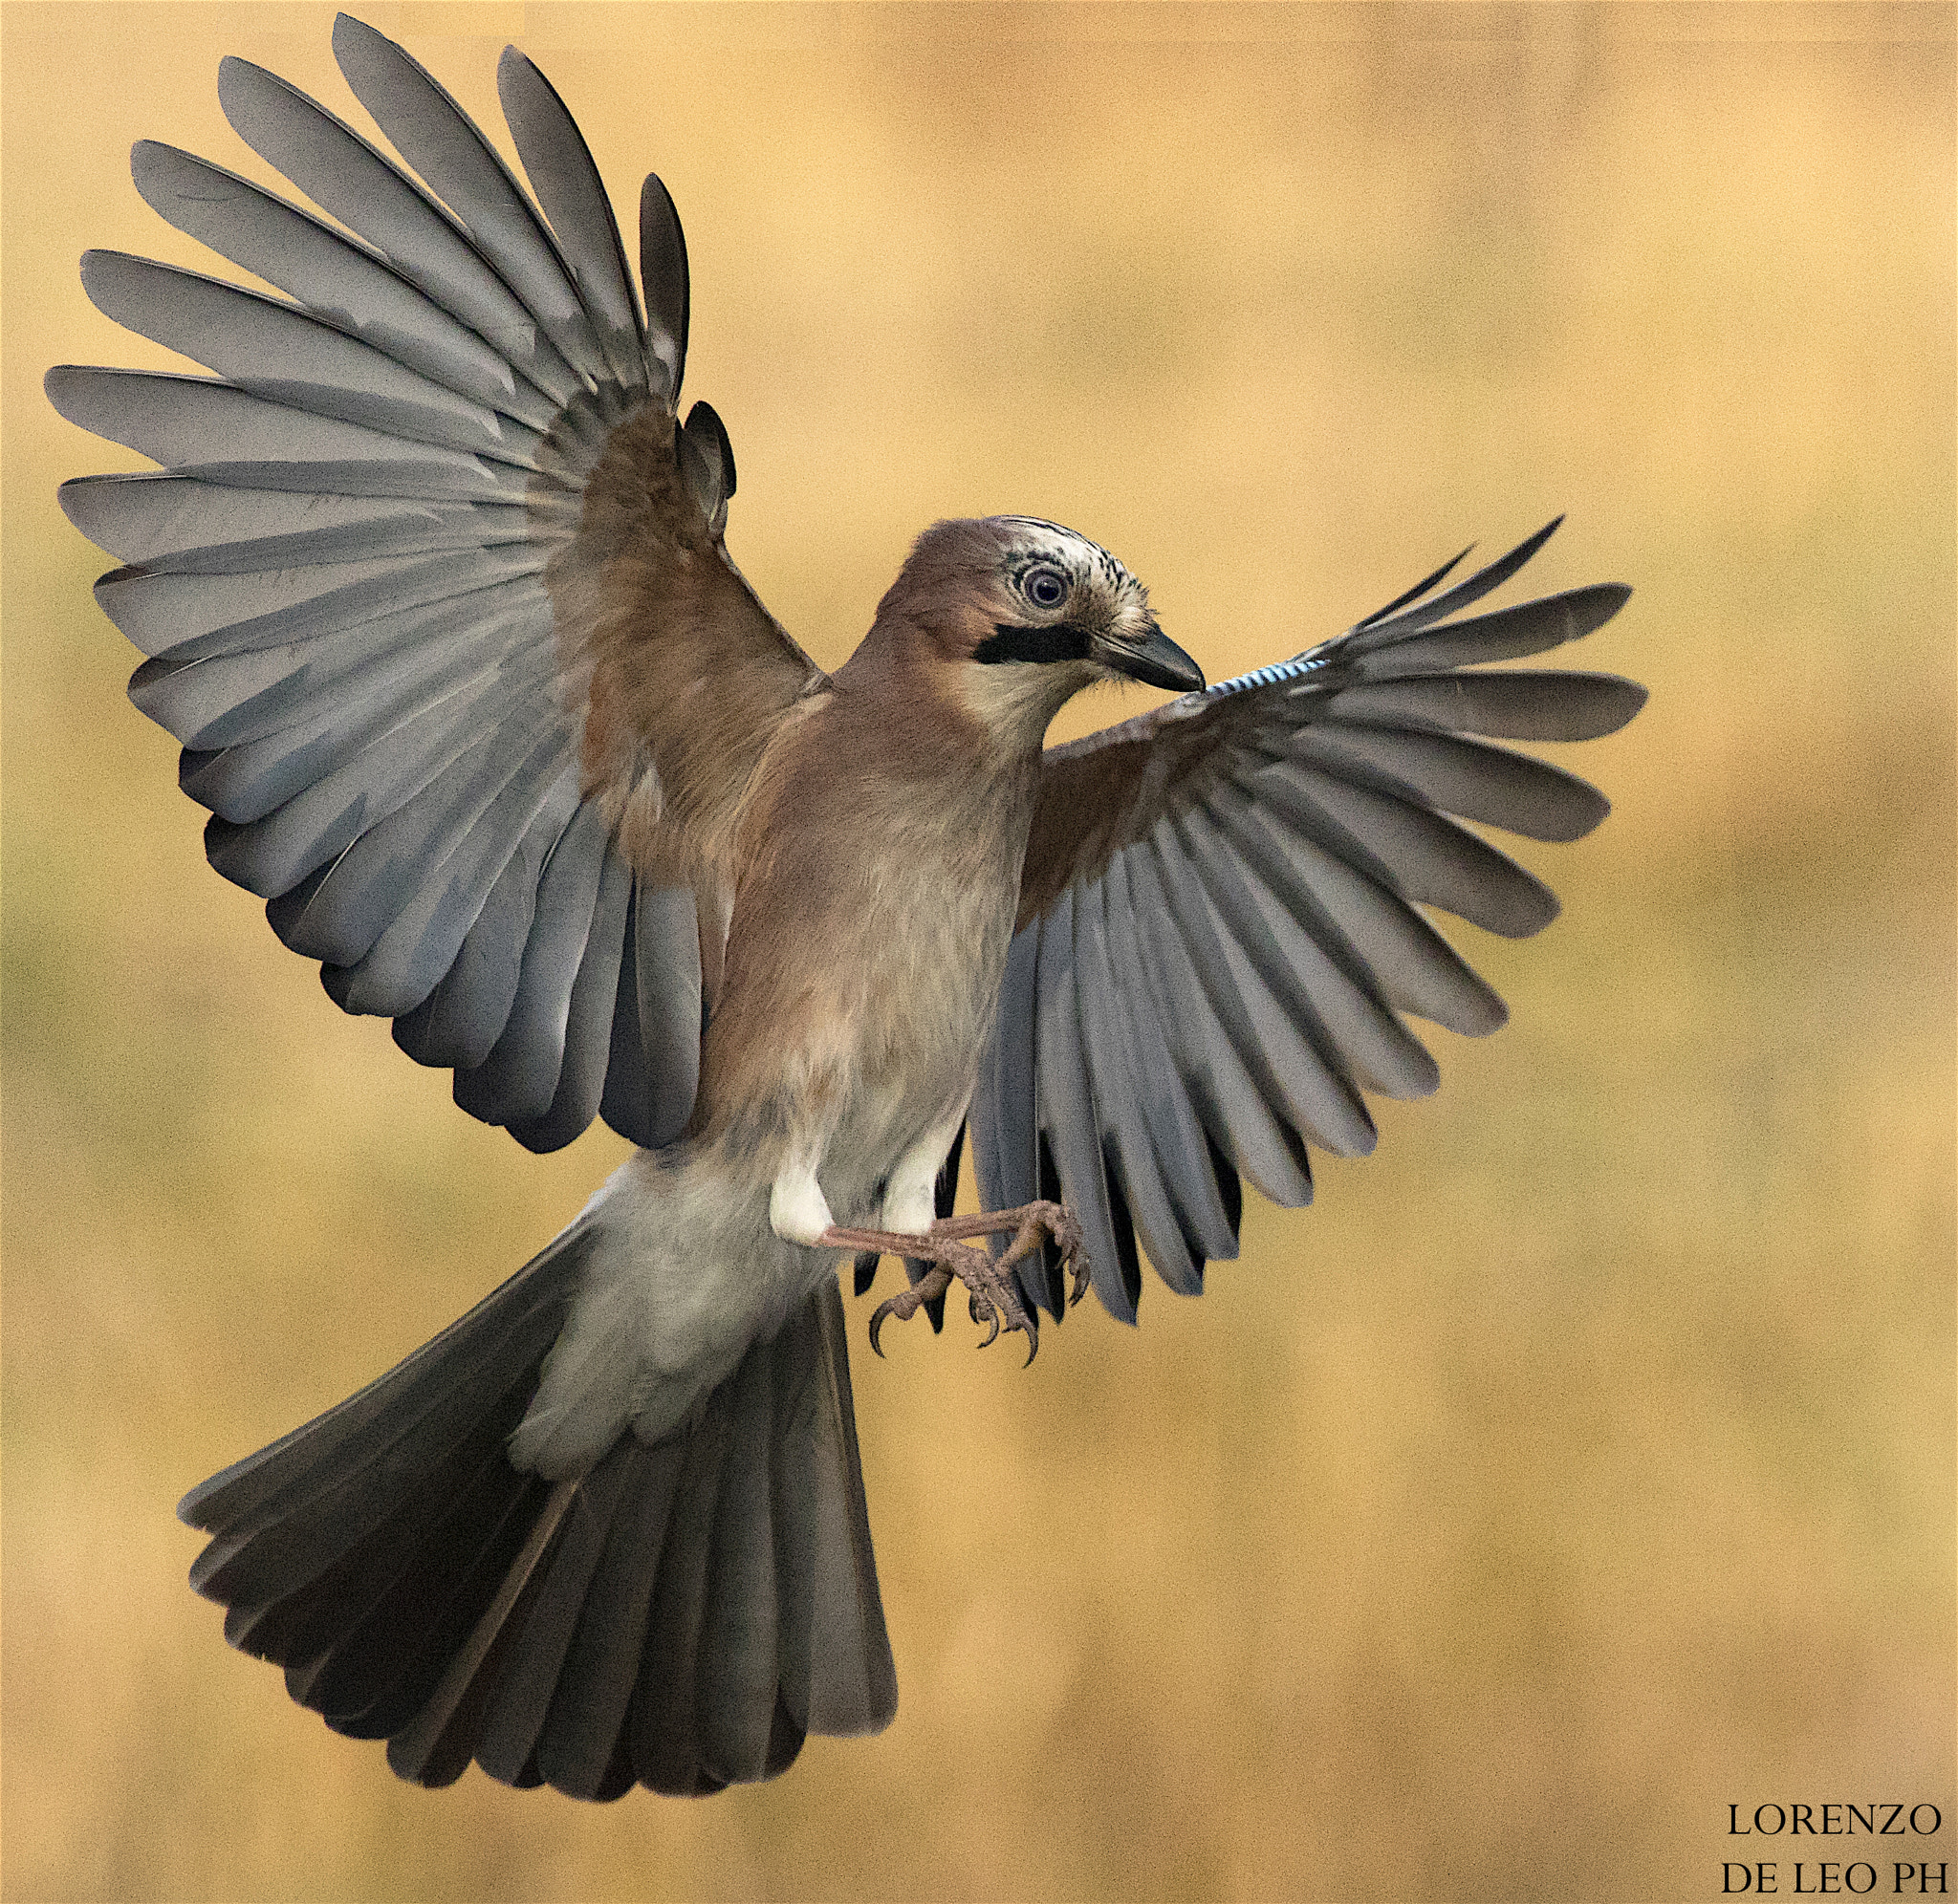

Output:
xmin=833 ymin=1201 xmax=1086 ymax=1367
xmin=868 ymin=1238 xmax=1034 ymax=1360
xmin=987 ymin=1201 xmax=1090 ymax=1309
xmin=968 ymin=1291 xmax=1003 ymax=1352
xmin=868 ymin=1268 xmax=949 ymax=1357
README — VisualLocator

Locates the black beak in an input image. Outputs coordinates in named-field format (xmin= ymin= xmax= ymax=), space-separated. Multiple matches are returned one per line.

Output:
xmin=1102 ymin=620 xmax=1206 ymax=694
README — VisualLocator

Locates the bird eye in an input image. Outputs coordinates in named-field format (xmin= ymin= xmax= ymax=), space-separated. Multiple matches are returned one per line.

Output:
xmin=1021 ymin=566 xmax=1069 ymax=611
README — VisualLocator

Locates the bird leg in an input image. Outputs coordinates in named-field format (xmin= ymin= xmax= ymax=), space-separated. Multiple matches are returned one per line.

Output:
xmin=817 ymin=1202 xmax=1087 ymax=1364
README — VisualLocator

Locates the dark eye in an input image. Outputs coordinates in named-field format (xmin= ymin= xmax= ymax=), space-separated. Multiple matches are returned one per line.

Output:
xmin=1021 ymin=566 xmax=1068 ymax=611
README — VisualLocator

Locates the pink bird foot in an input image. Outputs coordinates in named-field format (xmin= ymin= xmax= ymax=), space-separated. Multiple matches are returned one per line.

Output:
xmin=819 ymin=1202 xmax=1089 ymax=1364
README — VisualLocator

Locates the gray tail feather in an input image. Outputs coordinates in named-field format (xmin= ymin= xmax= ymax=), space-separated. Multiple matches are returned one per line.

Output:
xmin=179 ymin=1234 xmax=898 ymax=1799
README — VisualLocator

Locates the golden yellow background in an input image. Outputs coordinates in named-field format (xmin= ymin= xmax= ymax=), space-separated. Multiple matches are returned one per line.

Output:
xmin=4 ymin=3 xmax=1951 ymax=1899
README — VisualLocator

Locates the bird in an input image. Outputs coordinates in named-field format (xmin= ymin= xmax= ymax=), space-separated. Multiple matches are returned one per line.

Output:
xmin=47 ymin=15 xmax=1643 ymax=1801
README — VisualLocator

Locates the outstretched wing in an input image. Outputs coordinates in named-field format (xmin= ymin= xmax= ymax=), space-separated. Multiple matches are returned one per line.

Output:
xmin=971 ymin=520 xmax=1643 ymax=1322
xmin=47 ymin=16 xmax=821 ymax=1153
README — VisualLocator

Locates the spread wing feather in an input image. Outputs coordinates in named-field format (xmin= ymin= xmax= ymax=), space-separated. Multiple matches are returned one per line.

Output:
xmin=46 ymin=367 xmax=521 ymax=501
xmin=60 ymin=476 xmax=533 ymax=573
xmin=79 ymin=251 xmax=544 ymax=461
xmin=50 ymin=20 xmax=823 ymax=1152
xmin=494 ymin=49 xmax=646 ymax=393
xmin=1096 ymin=853 xmax=1236 ymax=1281
xmin=215 ymin=51 xmax=586 ymax=407
xmin=983 ymin=526 xmax=1641 ymax=1319
xmin=126 ymin=139 xmax=560 ymax=427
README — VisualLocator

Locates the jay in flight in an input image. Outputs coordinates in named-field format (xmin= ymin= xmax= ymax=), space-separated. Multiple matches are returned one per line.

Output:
xmin=49 ymin=16 xmax=1643 ymax=1800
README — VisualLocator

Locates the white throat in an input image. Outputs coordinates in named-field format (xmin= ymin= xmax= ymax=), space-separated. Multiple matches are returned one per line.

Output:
xmin=957 ymin=656 xmax=1097 ymax=750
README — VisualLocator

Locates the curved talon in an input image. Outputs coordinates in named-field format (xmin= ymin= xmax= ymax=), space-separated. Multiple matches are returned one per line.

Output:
xmin=1049 ymin=1211 xmax=1089 ymax=1306
xmin=841 ymin=1203 xmax=1077 ymax=1360
xmin=868 ymin=1267 xmax=950 ymax=1357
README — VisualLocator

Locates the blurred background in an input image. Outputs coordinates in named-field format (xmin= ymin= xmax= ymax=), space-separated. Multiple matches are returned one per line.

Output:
xmin=3 ymin=3 xmax=1951 ymax=1899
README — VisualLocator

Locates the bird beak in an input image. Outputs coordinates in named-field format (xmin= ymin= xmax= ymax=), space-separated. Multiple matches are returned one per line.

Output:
xmin=1100 ymin=620 xmax=1206 ymax=694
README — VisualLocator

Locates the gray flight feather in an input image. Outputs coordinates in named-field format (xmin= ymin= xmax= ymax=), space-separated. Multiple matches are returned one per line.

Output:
xmin=1346 ymin=516 xmax=1563 ymax=644
xmin=639 ymin=175 xmax=689 ymax=406
xmin=221 ymin=1418 xmax=535 ymax=1669
xmin=98 ymin=546 xmax=545 ymax=662
xmin=61 ymin=475 xmax=533 ymax=573
xmin=1209 ymin=789 xmax=1507 ymax=1037
xmin=1326 ymin=664 xmax=1645 ymax=739
xmin=469 ymin=1441 xmax=641 ymax=1785
xmin=321 ymin=735 xmax=578 ymax=1019
xmin=791 ymin=1281 xmax=897 ymax=1737
xmin=628 ymin=1375 xmax=730 ymax=1794
xmin=130 ymin=141 xmax=555 ymax=426
xmin=1289 ymin=722 xmax=1611 ymax=844
xmin=597 ymin=894 xmax=655 ymax=1148
xmin=672 ymin=414 xmax=724 ymax=533
xmin=680 ymin=401 xmax=735 ymax=535
xmin=1072 ymin=875 xmax=1200 ymax=1297
xmin=275 ymin=691 xmax=565 ymax=973
xmin=311 ymin=1469 xmax=557 ymax=1740
xmin=1153 ymin=827 xmax=1346 ymax=1163
xmin=172 ymin=608 xmax=554 ymax=818
xmin=331 ymin=16 xmax=611 ymax=394
xmin=335 ymin=18 xmax=610 ymax=393
xmin=1260 ymin=765 xmax=1559 ymax=939
xmin=1179 ymin=803 xmax=1438 ymax=1103
xmin=208 ymin=655 xmax=556 ymax=904
xmin=391 ymin=796 xmax=568 ymax=1073
xmin=79 ymin=251 xmax=543 ymax=464
xmin=495 ymin=47 xmax=648 ymax=395
xmin=982 ymin=923 xmax=1042 ymax=1215
xmin=354 ymin=1459 xmax=562 ymax=1736
xmin=1170 ymin=809 xmax=1381 ymax=1155
xmin=453 ymin=804 xmax=612 ymax=1128
xmin=969 ymin=925 xmax=1052 ymax=1314
xmin=137 ymin=576 xmax=549 ymax=752
xmin=1127 ymin=841 xmax=1316 ymax=1206
xmin=1099 ymin=852 xmax=1236 ymax=1268
xmin=1033 ymin=890 xmax=1137 ymax=1324
xmin=45 ymin=367 xmax=518 ymax=502
xmin=382 ymin=1475 xmax=581 ymax=1787
xmin=632 ymin=884 xmax=705 ymax=1145
xmin=695 ymin=1348 xmax=786 ymax=1784
xmin=217 ymin=55 xmax=581 ymax=404
xmin=1353 ymin=545 xmax=1473 ymax=627
xmin=506 ymin=848 xmax=634 ymax=1155
xmin=1351 ymin=584 xmax=1633 ymax=677
xmin=598 ymin=884 xmax=703 ymax=1148
xmin=762 ymin=1286 xmax=832 ymax=1733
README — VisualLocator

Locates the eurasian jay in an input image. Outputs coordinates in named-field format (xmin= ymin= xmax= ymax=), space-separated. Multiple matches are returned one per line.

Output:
xmin=48 ymin=16 xmax=1643 ymax=1800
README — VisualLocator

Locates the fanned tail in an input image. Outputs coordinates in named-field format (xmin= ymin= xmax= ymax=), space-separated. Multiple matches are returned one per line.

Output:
xmin=179 ymin=1243 xmax=896 ymax=1798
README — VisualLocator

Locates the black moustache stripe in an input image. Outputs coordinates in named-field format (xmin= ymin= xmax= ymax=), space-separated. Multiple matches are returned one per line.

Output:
xmin=973 ymin=621 xmax=1095 ymax=665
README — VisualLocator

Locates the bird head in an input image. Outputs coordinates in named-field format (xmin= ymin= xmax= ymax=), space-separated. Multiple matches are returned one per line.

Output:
xmin=855 ymin=516 xmax=1205 ymax=749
